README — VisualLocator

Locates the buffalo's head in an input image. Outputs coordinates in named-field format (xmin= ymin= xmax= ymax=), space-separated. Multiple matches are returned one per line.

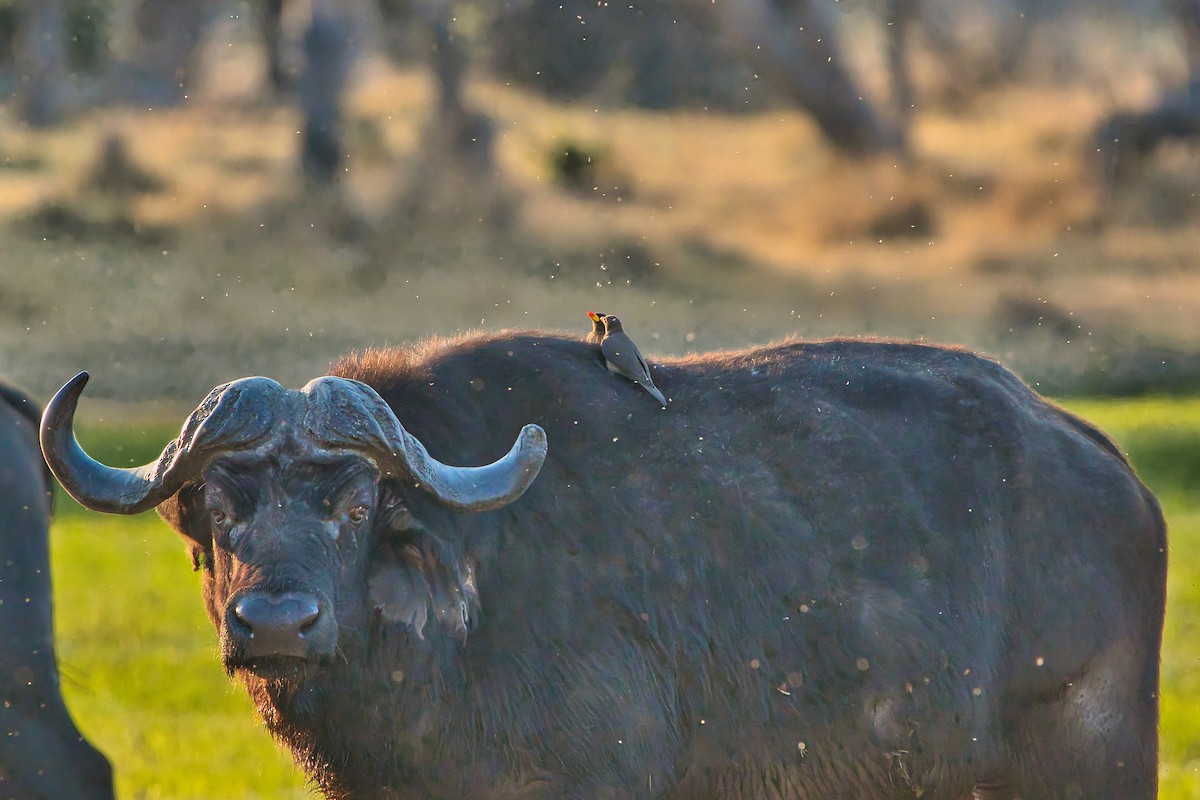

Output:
xmin=40 ymin=373 xmax=546 ymax=680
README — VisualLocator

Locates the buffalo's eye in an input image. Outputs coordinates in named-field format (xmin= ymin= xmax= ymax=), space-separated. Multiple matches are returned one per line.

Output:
xmin=210 ymin=508 xmax=228 ymax=527
xmin=348 ymin=506 xmax=369 ymax=525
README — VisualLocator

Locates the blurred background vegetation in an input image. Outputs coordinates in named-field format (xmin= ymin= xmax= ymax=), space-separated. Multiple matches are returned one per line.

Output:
xmin=2 ymin=0 xmax=1200 ymax=402
xmin=3 ymin=0 xmax=1200 ymax=796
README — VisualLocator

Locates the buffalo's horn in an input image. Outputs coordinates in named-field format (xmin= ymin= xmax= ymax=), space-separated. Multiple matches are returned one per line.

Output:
xmin=388 ymin=419 xmax=547 ymax=512
xmin=42 ymin=372 xmax=546 ymax=516
xmin=301 ymin=377 xmax=547 ymax=512
xmin=40 ymin=373 xmax=282 ymax=515
xmin=40 ymin=372 xmax=176 ymax=514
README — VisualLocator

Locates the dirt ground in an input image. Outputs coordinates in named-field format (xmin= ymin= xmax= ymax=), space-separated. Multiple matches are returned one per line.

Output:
xmin=4 ymin=53 xmax=1200 ymax=406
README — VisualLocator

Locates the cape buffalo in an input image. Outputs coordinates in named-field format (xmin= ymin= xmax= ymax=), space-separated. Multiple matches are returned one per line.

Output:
xmin=40 ymin=332 xmax=1165 ymax=800
xmin=0 ymin=380 xmax=114 ymax=800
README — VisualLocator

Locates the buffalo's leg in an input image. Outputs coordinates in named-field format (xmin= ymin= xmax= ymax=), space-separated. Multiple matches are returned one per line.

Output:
xmin=1008 ymin=644 xmax=1159 ymax=800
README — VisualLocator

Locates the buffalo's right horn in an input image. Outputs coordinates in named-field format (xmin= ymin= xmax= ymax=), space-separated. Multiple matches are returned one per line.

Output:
xmin=300 ymin=377 xmax=547 ymax=512
xmin=40 ymin=372 xmax=281 ymax=515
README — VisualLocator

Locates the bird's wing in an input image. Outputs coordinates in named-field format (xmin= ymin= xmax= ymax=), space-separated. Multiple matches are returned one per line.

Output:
xmin=633 ymin=349 xmax=652 ymax=381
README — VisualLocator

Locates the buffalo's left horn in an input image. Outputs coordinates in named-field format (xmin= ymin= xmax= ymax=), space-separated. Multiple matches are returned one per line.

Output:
xmin=40 ymin=372 xmax=182 ymax=514
xmin=41 ymin=372 xmax=280 ymax=515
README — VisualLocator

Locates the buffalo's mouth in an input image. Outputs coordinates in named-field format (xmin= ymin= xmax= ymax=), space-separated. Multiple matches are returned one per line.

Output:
xmin=227 ymin=653 xmax=334 ymax=716
xmin=227 ymin=653 xmax=322 ymax=682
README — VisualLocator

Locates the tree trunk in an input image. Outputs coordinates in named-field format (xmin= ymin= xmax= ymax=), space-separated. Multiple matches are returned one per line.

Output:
xmin=713 ymin=0 xmax=903 ymax=154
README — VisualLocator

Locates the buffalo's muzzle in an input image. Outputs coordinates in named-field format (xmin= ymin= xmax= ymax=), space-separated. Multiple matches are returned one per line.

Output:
xmin=228 ymin=591 xmax=336 ymax=659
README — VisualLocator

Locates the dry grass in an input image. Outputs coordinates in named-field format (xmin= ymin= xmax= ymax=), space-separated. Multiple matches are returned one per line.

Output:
xmin=2 ymin=51 xmax=1199 ymax=402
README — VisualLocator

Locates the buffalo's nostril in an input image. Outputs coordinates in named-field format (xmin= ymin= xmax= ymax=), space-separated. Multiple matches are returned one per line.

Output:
xmin=231 ymin=592 xmax=323 ymax=658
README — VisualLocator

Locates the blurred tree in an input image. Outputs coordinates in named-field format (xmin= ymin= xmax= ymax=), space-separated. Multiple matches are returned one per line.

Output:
xmin=1179 ymin=0 xmax=1200 ymax=81
xmin=0 ymin=3 xmax=17 ymax=71
xmin=127 ymin=0 xmax=210 ymax=102
xmin=11 ymin=0 xmax=73 ymax=126
xmin=490 ymin=0 xmax=903 ymax=154
xmin=885 ymin=0 xmax=918 ymax=131
xmin=914 ymin=0 xmax=1041 ymax=102
xmin=2 ymin=0 xmax=107 ymax=125
xmin=295 ymin=3 xmax=357 ymax=182
xmin=713 ymin=0 xmax=904 ymax=153
xmin=64 ymin=0 xmax=109 ymax=73
xmin=489 ymin=0 xmax=720 ymax=109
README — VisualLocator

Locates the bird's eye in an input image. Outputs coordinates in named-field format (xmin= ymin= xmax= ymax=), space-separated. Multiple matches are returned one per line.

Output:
xmin=347 ymin=506 xmax=368 ymax=525
xmin=210 ymin=508 xmax=228 ymax=527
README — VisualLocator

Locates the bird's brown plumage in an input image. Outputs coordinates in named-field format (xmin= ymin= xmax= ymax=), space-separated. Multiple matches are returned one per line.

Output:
xmin=597 ymin=314 xmax=667 ymax=407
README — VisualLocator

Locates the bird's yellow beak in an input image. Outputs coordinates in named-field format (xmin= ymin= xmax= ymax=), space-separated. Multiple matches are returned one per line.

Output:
xmin=587 ymin=311 xmax=601 ymax=322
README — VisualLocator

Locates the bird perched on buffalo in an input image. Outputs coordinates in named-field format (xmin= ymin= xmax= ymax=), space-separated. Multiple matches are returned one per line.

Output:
xmin=589 ymin=312 xmax=667 ymax=407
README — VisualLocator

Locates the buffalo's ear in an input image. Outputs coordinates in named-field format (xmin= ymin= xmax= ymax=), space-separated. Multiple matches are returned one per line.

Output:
xmin=367 ymin=531 xmax=478 ymax=643
xmin=422 ymin=539 xmax=478 ymax=641
xmin=156 ymin=484 xmax=212 ymax=550
xmin=367 ymin=544 xmax=432 ymax=638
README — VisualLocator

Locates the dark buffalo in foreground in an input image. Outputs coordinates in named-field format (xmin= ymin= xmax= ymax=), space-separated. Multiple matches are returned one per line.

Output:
xmin=41 ymin=332 xmax=1164 ymax=800
xmin=0 ymin=381 xmax=114 ymax=800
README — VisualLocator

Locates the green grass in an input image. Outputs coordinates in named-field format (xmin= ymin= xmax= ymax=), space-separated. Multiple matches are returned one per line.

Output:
xmin=52 ymin=513 xmax=308 ymax=799
xmin=48 ymin=400 xmax=1200 ymax=797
